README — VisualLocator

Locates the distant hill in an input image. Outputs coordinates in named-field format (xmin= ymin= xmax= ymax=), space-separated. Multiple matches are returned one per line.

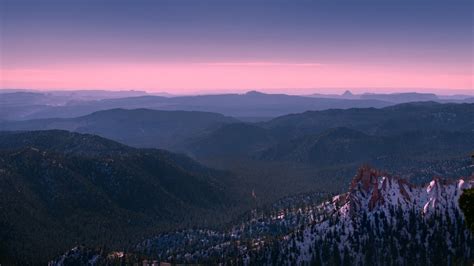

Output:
xmin=0 ymin=90 xmax=150 ymax=120
xmin=259 ymin=127 xmax=474 ymax=167
xmin=182 ymin=122 xmax=275 ymax=157
xmin=184 ymin=102 xmax=474 ymax=186
xmin=359 ymin=92 xmax=439 ymax=102
xmin=0 ymin=130 xmax=245 ymax=264
xmin=183 ymin=102 xmax=474 ymax=157
xmin=263 ymin=102 xmax=474 ymax=140
xmin=3 ymin=91 xmax=393 ymax=120
xmin=307 ymin=91 xmax=474 ymax=103
xmin=0 ymin=109 xmax=238 ymax=149
xmin=3 ymin=90 xmax=473 ymax=121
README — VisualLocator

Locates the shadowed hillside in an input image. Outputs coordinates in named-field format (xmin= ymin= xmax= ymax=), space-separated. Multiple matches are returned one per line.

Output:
xmin=0 ymin=130 xmax=249 ymax=264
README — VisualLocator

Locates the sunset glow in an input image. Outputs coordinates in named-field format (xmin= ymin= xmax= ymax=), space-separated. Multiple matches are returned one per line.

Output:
xmin=2 ymin=63 xmax=471 ymax=93
xmin=1 ymin=0 xmax=472 ymax=94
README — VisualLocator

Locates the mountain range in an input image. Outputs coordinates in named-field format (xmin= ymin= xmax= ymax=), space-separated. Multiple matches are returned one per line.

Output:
xmin=3 ymin=90 xmax=473 ymax=121
xmin=0 ymin=109 xmax=237 ymax=149
xmin=47 ymin=167 xmax=474 ymax=265
xmin=1 ymin=100 xmax=473 ymax=264
xmin=256 ymin=167 xmax=474 ymax=265
xmin=2 ymin=102 xmax=472 ymax=190
xmin=2 ymin=102 xmax=473 ymax=152
xmin=183 ymin=103 xmax=474 ymax=185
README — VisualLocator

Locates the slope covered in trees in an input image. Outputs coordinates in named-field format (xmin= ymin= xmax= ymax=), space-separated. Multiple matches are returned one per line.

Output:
xmin=0 ymin=130 xmax=247 ymax=264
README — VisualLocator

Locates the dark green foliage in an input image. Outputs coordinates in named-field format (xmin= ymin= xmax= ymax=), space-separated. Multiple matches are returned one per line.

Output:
xmin=0 ymin=130 xmax=247 ymax=264
xmin=260 ymin=207 xmax=473 ymax=265
xmin=264 ymin=102 xmax=474 ymax=139
xmin=460 ymin=188 xmax=474 ymax=233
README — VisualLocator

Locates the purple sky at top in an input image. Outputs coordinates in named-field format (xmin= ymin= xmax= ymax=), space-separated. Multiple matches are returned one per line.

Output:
xmin=0 ymin=0 xmax=472 ymax=94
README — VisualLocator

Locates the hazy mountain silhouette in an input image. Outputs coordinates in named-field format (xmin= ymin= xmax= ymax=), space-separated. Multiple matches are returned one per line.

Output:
xmin=359 ymin=92 xmax=439 ymax=102
xmin=182 ymin=122 xmax=275 ymax=157
xmin=3 ymin=90 xmax=473 ymax=121
xmin=263 ymin=102 xmax=474 ymax=140
xmin=182 ymin=102 xmax=474 ymax=157
xmin=2 ymin=91 xmax=393 ymax=120
xmin=259 ymin=127 xmax=474 ymax=167
xmin=0 ymin=109 xmax=237 ymax=149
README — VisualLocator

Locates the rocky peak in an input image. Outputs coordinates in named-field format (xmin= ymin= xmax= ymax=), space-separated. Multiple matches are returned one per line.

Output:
xmin=337 ymin=166 xmax=474 ymax=218
xmin=348 ymin=166 xmax=381 ymax=193
xmin=343 ymin=167 xmax=411 ymax=213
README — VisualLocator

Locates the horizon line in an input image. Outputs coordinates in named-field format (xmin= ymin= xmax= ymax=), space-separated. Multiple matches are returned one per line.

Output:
xmin=1 ymin=87 xmax=473 ymax=96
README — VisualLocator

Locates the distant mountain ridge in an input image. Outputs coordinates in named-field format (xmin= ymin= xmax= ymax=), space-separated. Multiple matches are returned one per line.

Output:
xmin=2 ymin=102 xmax=472 ymax=186
xmin=263 ymin=102 xmax=474 ymax=139
xmin=1 ymin=91 xmax=393 ymax=120
xmin=3 ymin=89 xmax=473 ymax=121
xmin=0 ymin=109 xmax=238 ymax=149
xmin=259 ymin=127 xmax=474 ymax=166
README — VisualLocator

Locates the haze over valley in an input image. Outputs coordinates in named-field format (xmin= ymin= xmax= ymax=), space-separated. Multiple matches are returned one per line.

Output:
xmin=0 ymin=0 xmax=473 ymax=264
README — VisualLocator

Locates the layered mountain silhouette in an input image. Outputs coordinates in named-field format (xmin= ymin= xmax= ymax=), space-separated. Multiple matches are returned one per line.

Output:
xmin=0 ymin=109 xmax=237 ymax=149
xmin=3 ymin=90 xmax=473 ymax=121
xmin=1 ymin=91 xmax=392 ymax=120
xmin=3 ymin=102 xmax=473 ymax=152
xmin=263 ymin=102 xmax=474 ymax=140
xmin=259 ymin=127 xmax=474 ymax=165
xmin=1 ymin=101 xmax=473 ymax=264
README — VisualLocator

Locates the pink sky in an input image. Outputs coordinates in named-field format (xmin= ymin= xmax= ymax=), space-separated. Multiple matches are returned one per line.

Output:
xmin=1 ymin=62 xmax=472 ymax=94
xmin=2 ymin=0 xmax=472 ymax=95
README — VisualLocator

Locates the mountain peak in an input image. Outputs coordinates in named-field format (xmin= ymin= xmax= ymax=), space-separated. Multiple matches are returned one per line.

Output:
xmin=342 ymin=90 xmax=354 ymax=96
xmin=343 ymin=166 xmax=394 ymax=212
xmin=337 ymin=166 xmax=473 ymax=216
xmin=244 ymin=90 xmax=266 ymax=96
xmin=281 ymin=169 xmax=474 ymax=265
xmin=349 ymin=166 xmax=382 ymax=193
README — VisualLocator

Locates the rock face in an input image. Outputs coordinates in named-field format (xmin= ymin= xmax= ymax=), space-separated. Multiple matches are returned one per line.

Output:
xmin=48 ymin=167 xmax=474 ymax=265
xmin=273 ymin=166 xmax=474 ymax=265
xmin=338 ymin=166 xmax=472 ymax=217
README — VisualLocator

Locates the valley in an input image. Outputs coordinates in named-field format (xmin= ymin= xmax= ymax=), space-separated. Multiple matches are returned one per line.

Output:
xmin=0 ymin=93 xmax=473 ymax=264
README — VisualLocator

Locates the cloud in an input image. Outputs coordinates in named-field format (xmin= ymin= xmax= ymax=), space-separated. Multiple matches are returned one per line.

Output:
xmin=196 ymin=62 xmax=323 ymax=67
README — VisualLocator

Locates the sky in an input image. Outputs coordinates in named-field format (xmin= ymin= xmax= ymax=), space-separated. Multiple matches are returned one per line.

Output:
xmin=0 ymin=0 xmax=473 ymax=94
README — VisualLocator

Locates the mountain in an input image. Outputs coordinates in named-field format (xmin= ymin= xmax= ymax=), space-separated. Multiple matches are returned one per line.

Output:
xmin=359 ymin=92 xmax=439 ymax=103
xmin=48 ymin=167 xmax=474 ymax=265
xmin=181 ymin=102 xmax=474 ymax=158
xmin=0 ymin=90 xmax=151 ymax=120
xmin=307 ymin=91 xmax=470 ymax=103
xmin=4 ymin=90 xmax=473 ymax=121
xmin=341 ymin=90 xmax=355 ymax=98
xmin=260 ymin=127 xmax=474 ymax=167
xmin=0 ymin=92 xmax=63 ymax=120
xmin=0 ymin=109 xmax=238 ymax=149
xmin=180 ymin=103 xmax=473 ymax=185
xmin=263 ymin=102 xmax=474 ymax=140
xmin=262 ymin=167 xmax=474 ymax=265
xmin=0 ymin=130 xmax=246 ymax=264
xmin=170 ymin=103 xmax=473 ymax=195
xmin=2 ymin=103 xmax=472 ymax=221
xmin=182 ymin=122 xmax=275 ymax=158
xmin=3 ymin=91 xmax=393 ymax=120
